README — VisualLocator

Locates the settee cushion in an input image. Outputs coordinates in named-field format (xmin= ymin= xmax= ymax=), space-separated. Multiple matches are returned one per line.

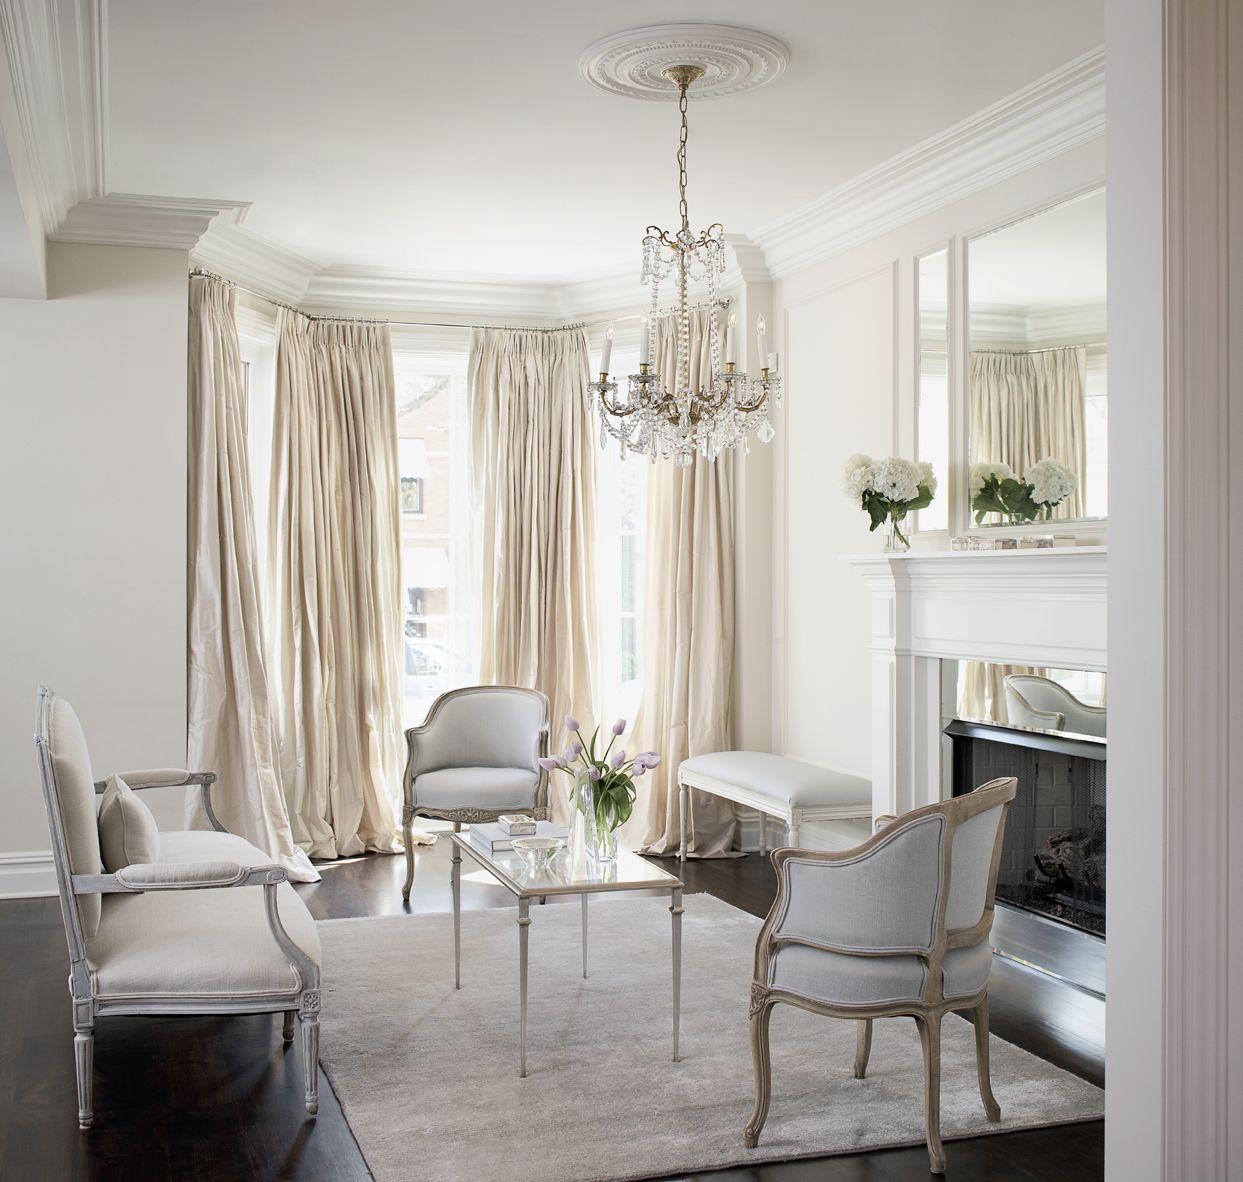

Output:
xmin=98 ymin=775 xmax=161 ymax=871
xmin=413 ymin=766 xmax=539 ymax=811
xmin=86 ymin=829 xmax=320 ymax=1002
xmin=680 ymin=751 xmax=871 ymax=809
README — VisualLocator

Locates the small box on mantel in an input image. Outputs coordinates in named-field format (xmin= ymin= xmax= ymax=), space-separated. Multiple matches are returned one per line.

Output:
xmin=498 ymin=814 xmax=537 ymax=836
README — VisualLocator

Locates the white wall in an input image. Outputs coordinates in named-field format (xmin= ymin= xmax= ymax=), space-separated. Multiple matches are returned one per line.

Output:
xmin=0 ymin=243 xmax=189 ymax=895
xmin=770 ymin=139 xmax=1105 ymax=849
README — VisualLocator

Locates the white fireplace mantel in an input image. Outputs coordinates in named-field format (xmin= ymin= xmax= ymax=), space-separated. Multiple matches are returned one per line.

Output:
xmin=843 ymin=547 xmax=1106 ymax=820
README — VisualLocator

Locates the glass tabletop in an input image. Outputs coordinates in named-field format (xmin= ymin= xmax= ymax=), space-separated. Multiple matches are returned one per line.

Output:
xmin=451 ymin=832 xmax=683 ymax=897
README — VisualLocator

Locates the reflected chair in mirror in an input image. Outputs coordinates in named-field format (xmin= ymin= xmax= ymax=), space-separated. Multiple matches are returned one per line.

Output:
xmin=401 ymin=686 xmax=550 ymax=902
xmin=34 ymin=687 xmax=322 ymax=1129
xmin=1004 ymin=674 xmax=1106 ymax=737
xmin=744 ymin=777 xmax=1017 ymax=1175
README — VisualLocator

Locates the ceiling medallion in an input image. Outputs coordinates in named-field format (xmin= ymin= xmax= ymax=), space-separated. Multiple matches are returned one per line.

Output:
xmin=586 ymin=54 xmax=783 ymax=468
xmin=579 ymin=22 xmax=789 ymax=102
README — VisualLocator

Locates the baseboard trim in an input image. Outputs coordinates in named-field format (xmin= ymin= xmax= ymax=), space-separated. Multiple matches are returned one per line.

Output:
xmin=0 ymin=851 xmax=57 ymax=899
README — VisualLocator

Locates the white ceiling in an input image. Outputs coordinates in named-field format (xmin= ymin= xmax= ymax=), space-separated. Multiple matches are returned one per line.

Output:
xmin=106 ymin=0 xmax=1103 ymax=282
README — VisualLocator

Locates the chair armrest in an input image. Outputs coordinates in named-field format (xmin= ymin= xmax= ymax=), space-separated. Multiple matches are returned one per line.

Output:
xmin=93 ymin=769 xmax=227 ymax=834
xmin=72 ymin=863 xmax=286 ymax=894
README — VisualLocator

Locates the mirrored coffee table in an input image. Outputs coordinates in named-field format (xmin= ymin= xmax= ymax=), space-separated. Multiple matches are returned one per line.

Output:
xmin=450 ymin=832 xmax=685 ymax=1077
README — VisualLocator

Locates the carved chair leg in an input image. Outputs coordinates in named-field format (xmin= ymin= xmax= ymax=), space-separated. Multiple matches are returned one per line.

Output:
xmin=972 ymin=996 xmax=1001 ymax=1121
xmin=401 ymin=807 xmax=416 ymax=902
xmin=853 ymin=1018 xmax=873 ymax=1079
xmin=743 ymin=992 xmax=775 ymax=1148
xmin=915 ymin=1011 xmax=946 ymax=1174
xmin=74 ymin=1027 xmax=94 ymax=1130
xmin=300 ymin=1013 xmax=320 ymax=1116
xmin=282 ymin=1010 xmax=296 ymax=1044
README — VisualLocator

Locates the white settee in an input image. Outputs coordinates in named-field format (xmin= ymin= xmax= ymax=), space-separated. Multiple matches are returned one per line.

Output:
xmin=34 ymin=687 xmax=322 ymax=1129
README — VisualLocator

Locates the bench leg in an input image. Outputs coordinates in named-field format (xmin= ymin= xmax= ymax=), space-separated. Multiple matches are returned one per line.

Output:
xmin=787 ymin=818 xmax=800 ymax=848
xmin=678 ymin=780 xmax=689 ymax=862
xmin=758 ymin=812 xmax=766 ymax=856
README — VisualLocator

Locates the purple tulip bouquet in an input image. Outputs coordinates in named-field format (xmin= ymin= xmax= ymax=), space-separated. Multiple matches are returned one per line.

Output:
xmin=539 ymin=716 xmax=661 ymax=862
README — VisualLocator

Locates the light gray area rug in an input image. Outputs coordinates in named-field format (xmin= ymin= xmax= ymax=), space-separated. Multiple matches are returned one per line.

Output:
xmin=317 ymin=894 xmax=1102 ymax=1182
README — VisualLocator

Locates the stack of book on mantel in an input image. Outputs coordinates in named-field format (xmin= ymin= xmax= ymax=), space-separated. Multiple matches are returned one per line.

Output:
xmin=468 ymin=820 xmax=569 ymax=856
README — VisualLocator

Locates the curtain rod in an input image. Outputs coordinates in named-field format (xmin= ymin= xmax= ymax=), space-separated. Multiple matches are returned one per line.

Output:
xmin=972 ymin=342 xmax=1106 ymax=355
xmin=189 ymin=268 xmax=728 ymax=333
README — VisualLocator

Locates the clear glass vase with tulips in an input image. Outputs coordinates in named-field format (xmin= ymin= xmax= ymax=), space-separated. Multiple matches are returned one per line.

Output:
xmin=539 ymin=716 xmax=661 ymax=864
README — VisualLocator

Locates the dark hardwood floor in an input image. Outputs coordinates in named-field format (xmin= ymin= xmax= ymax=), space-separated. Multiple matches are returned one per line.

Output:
xmin=0 ymin=835 xmax=1104 ymax=1181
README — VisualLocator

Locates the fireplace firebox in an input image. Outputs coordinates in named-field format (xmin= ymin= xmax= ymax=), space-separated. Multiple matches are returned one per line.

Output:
xmin=946 ymin=719 xmax=1106 ymax=937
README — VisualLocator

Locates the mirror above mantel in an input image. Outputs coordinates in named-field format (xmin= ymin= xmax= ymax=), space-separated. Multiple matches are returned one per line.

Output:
xmin=966 ymin=188 xmax=1107 ymax=526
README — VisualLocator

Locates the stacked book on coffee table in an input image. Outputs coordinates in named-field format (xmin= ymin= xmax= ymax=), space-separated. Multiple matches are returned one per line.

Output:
xmin=468 ymin=818 xmax=569 ymax=856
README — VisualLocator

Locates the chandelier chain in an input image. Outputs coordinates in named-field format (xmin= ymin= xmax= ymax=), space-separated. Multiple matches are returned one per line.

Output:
xmin=677 ymin=83 xmax=690 ymax=233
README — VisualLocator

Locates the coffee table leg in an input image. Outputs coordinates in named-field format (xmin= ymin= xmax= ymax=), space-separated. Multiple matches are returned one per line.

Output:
xmin=671 ymin=886 xmax=683 ymax=1062
xmin=452 ymin=840 xmax=462 ymax=990
xmin=581 ymin=893 xmax=589 ymax=979
xmin=518 ymin=898 xmax=531 ymax=1078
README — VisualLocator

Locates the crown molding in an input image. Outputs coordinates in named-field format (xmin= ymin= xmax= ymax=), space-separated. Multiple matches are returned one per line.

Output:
xmin=52 ymin=191 xmax=249 ymax=250
xmin=755 ymin=46 xmax=1105 ymax=279
xmin=191 ymin=221 xmax=319 ymax=304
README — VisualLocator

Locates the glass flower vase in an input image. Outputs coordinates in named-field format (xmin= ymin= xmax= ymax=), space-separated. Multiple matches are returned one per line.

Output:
xmin=883 ymin=514 xmax=910 ymax=552
xmin=592 ymin=814 xmax=620 ymax=864
xmin=567 ymin=771 xmax=598 ymax=873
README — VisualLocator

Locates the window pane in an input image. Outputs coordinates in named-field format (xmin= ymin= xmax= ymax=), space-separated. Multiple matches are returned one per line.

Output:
xmin=394 ymin=355 xmax=473 ymax=726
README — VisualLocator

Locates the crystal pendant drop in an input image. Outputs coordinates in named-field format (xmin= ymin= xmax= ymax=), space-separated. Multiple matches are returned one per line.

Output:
xmin=675 ymin=449 xmax=694 ymax=469
xmin=758 ymin=419 xmax=776 ymax=444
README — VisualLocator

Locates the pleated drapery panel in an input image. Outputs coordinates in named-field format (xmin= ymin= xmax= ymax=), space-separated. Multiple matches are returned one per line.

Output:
xmin=969 ymin=346 xmax=1087 ymax=519
xmin=186 ymin=276 xmax=319 ymax=882
xmin=467 ymin=327 xmax=599 ymax=826
xmin=268 ymin=310 xmax=405 ymax=859
xmin=621 ymin=309 xmax=738 ymax=858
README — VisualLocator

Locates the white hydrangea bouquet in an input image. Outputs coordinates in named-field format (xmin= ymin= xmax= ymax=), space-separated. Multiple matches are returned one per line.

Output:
xmin=842 ymin=454 xmax=937 ymax=551
xmin=970 ymin=458 xmax=1078 ymax=525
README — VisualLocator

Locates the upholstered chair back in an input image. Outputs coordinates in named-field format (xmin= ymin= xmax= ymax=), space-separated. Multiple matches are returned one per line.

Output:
xmin=35 ymin=688 xmax=103 ymax=941
xmin=769 ymin=777 xmax=1016 ymax=983
xmin=1004 ymin=675 xmax=1106 ymax=738
xmin=407 ymin=686 xmax=548 ymax=776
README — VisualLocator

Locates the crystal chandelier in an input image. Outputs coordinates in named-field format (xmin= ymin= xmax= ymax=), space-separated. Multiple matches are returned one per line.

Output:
xmin=588 ymin=64 xmax=781 ymax=468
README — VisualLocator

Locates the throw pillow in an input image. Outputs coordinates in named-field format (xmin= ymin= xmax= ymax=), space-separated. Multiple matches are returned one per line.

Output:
xmin=98 ymin=774 xmax=161 ymax=871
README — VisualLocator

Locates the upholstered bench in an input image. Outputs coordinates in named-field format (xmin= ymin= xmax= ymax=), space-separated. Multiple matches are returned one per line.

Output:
xmin=677 ymin=750 xmax=871 ymax=860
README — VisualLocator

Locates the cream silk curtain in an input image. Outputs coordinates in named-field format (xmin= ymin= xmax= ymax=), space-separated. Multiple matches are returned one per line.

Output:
xmin=969 ymin=345 xmax=1087 ymax=519
xmin=267 ymin=310 xmax=405 ymax=859
xmin=186 ymin=276 xmax=318 ymax=882
xmin=467 ymin=327 xmax=598 ymax=825
xmin=622 ymin=309 xmax=738 ymax=858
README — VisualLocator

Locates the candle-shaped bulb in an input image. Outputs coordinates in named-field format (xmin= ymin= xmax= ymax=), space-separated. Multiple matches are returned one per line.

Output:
xmin=756 ymin=314 xmax=768 ymax=370
xmin=600 ymin=325 xmax=614 ymax=376
xmin=639 ymin=314 xmax=650 ymax=365
xmin=726 ymin=310 xmax=737 ymax=364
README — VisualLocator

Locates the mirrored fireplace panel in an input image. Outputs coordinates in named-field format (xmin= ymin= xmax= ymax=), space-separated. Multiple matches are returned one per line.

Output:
xmin=946 ymin=659 xmax=1106 ymax=738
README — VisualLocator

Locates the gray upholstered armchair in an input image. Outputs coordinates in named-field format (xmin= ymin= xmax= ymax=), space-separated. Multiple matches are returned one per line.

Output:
xmin=1004 ymin=674 xmax=1107 ymax=737
xmin=744 ymin=777 xmax=1017 ymax=1174
xmin=34 ymin=687 xmax=322 ymax=1129
xmin=401 ymin=685 xmax=549 ymax=902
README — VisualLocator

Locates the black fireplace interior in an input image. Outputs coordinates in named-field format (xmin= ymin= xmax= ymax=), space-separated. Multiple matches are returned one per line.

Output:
xmin=947 ymin=720 xmax=1106 ymax=937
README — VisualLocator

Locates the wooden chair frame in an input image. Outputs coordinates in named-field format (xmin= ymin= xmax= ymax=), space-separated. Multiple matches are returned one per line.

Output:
xmin=34 ymin=687 xmax=320 ymax=1129
xmin=400 ymin=685 xmax=550 ymax=902
xmin=744 ymin=776 xmax=1017 ymax=1174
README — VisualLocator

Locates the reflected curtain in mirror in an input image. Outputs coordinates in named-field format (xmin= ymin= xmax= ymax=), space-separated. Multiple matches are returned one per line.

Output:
xmin=969 ymin=346 xmax=1086 ymax=519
